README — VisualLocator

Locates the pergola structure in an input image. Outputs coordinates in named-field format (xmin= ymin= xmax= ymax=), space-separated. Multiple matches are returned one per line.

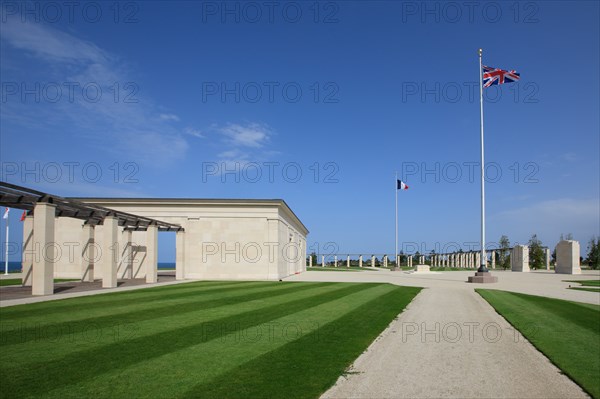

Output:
xmin=0 ymin=182 xmax=183 ymax=231
xmin=0 ymin=182 xmax=183 ymax=295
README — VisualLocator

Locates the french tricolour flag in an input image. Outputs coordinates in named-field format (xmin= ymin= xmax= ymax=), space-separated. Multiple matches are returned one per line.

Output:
xmin=397 ymin=180 xmax=409 ymax=190
xmin=2 ymin=207 xmax=8 ymax=220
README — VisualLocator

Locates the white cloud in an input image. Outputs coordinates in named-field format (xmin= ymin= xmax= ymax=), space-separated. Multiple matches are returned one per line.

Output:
xmin=0 ymin=18 xmax=189 ymax=166
xmin=1 ymin=17 xmax=109 ymax=64
xmin=561 ymin=152 xmax=577 ymax=162
xmin=218 ymin=123 xmax=272 ymax=148
xmin=159 ymin=113 xmax=180 ymax=122
xmin=490 ymin=198 xmax=600 ymax=244
xmin=184 ymin=127 xmax=204 ymax=138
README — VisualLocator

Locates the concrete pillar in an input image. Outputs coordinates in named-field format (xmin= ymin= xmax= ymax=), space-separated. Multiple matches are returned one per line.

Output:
xmin=396 ymin=255 xmax=400 ymax=267
xmin=176 ymin=230 xmax=185 ymax=280
xmin=555 ymin=240 xmax=581 ymax=274
xmin=476 ymin=252 xmax=481 ymax=268
xmin=146 ymin=224 xmax=158 ymax=283
xmin=545 ymin=248 xmax=550 ymax=271
xmin=408 ymin=255 xmax=413 ymax=267
xmin=511 ymin=245 xmax=530 ymax=272
xmin=371 ymin=255 xmax=375 ymax=267
xmin=32 ymin=203 xmax=56 ymax=295
xmin=22 ymin=215 xmax=34 ymax=287
xmin=334 ymin=255 xmax=338 ymax=267
xmin=321 ymin=255 xmax=325 ymax=267
xmin=359 ymin=255 xmax=363 ymax=267
xmin=491 ymin=251 xmax=496 ymax=269
xmin=122 ymin=229 xmax=133 ymax=279
xmin=346 ymin=255 xmax=350 ymax=268
xmin=383 ymin=255 xmax=388 ymax=268
xmin=102 ymin=215 xmax=119 ymax=288
xmin=308 ymin=254 xmax=312 ymax=267
xmin=81 ymin=224 xmax=95 ymax=282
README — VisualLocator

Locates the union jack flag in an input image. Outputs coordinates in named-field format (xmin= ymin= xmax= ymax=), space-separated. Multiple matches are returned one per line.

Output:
xmin=482 ymin=65 xmax=520 ymax=88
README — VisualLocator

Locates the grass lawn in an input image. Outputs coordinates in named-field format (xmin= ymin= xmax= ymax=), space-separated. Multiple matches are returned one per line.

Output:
xmin=0 ymin=280 xmax=421 ymax=399
xmin=567 ymin=279 xmax=600 ymax=287
xmin=477 ymin=289 xmax=600 ymax=398
xmin=0 ymin=278 xmax=78 ymax=287
xmin=566 ymin=280 xmax=600 ymax=292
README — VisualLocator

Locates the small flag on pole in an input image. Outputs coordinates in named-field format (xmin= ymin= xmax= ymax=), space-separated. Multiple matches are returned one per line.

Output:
xmin=397 ymin=180 xmax=409 ymax=190
xmin=20 ymin=211 xmax=27 ymax=222
xmin=2 ymin=208 xmax=8 ymax=219
xmin=482 ymin=65 xmax=520 ymax=88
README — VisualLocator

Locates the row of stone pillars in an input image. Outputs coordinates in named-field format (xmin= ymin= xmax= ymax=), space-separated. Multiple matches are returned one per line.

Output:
xmin=309 ymin=254 xmax=426 ymax=268
xmin=308 ymin=249 xmax=553 ymax=270
xmin=21 ymin=202 xmax=185 ymax=296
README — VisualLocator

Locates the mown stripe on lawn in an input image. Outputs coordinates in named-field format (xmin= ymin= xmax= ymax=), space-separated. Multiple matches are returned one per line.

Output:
xmin=41 ymin=284 xmax=402 ymax=399
xmin=2 ymin=283 xmax=375 ymax=398
xmin=0 ymin=281 xmax=261 ymax=318
xmin=0 ymin=282 xmax=334 ymax=364
xmin=477 ymin=289 xmax=600 ymax=399
xmin=0 ymin=282 xmax=328 ymax=346
xmin=182 ymin=285 xmax=422 ymax=399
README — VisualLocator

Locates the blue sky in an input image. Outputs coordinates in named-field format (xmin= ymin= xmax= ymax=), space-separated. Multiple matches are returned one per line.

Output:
xmin=1 ymin=0 xmax=599 ymax=261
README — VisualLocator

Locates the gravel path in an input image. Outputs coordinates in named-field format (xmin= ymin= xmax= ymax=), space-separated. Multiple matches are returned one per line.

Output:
xmin=321 ymin=286 xmax=589 ymax=398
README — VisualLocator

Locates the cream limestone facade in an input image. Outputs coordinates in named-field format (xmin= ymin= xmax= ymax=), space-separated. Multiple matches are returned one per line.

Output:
xmin=48 ymin=198 xmax=308 ymax=281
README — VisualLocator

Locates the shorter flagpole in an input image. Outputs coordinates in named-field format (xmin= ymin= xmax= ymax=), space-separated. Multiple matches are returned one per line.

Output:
xmin=395 ymin=172 xmax=398 ymax=262
xmin=4 ymin=211 xmax=8 ymax=275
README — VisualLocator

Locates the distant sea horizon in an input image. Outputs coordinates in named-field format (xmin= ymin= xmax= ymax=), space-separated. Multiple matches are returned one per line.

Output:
xmin=0 ymin=261 xmax=176 ymax=273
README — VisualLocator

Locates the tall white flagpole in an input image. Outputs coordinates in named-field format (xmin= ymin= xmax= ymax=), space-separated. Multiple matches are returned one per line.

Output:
xmin=4 ymin=209 xmax=9 ymax=275
xmin=478 ymin=48 xmax=487 ymax=272
xmin=395 ymin=172 xmax=398 ymax=263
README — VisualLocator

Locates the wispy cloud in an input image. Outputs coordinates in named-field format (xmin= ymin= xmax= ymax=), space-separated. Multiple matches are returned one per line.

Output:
xmin=184 ymin=127 xmax=204 ymax=138
xmin=1 ymin=18 xmax=189 ymax=165
xmin=218 ymin=123 xmax=272 ymax=148
xmin=159 ymin=113 xmax=180 ymax=122
xmin=491 ymin=198 xmax=600 ymax=243
xmin=1 ymin=17 xmax=109 ymax=64
xmin=560 ymin=152 xmax=577 ymax=162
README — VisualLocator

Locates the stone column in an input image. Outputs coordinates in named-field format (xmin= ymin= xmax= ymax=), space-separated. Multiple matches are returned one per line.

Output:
xmin=346 ymin=255 xmax=350 ymax=268
xmin=371 ymin=255 xmax=375 ymax=267
xmin=309 ymin=254 xmax=312 ymax=267
xmin=383 ymin=255 xmax=388 ymax=268
xmin=555 ymin=240 xmax=581 ymax=274
xmin=22 ymin=215 xmax=34 ymax=287
xmin=545 ymin=248 xmax=550 ymax=271
xmin=334 ymin=255 xmax=338 ymax=267
xmin=359 ymin=255 xmax=363 ymax=267
xmin=176 ymin=230 xmax=185 ymax=280
xmin=511 ymin=245 xmax=530 ymax=272
xmin=146 ymin=224 xmax=158 ymax=283
xmin=81 ymin=224 xmax=95 ymax=282
xmin=32 ymin=203 xmax=56 ymax=296
xmin=491 ymin=251 xmax=496 ymax=269
xmin=476 ymin=252 xmax=481 ymax=268
xmin=409 ymin=255 xmax=413 ymax=267
xmin=321 ymin=255 xmax=325 ymax=267
xmin=102 ymin=215 xmax=119 ymax=288
xmin=122 ymin=229 xmax=133 ymax=279
xmin=396 ymin=255 xmax=400 ymax=267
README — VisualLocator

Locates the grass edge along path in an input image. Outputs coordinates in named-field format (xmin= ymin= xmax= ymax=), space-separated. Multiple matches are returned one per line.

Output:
xmin=476 ymin=289 xmax=600 ymax=399
xmin=182 ymin=285 xmax=422 ymax=399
